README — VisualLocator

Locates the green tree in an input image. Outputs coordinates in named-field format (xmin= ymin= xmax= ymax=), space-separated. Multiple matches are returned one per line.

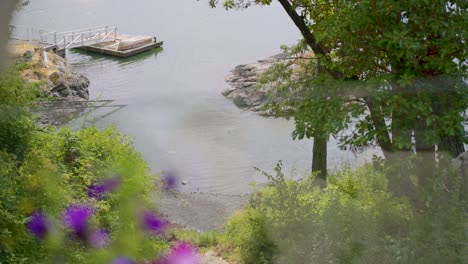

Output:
xmin=210 ymin=0 xmax=467 ymax=196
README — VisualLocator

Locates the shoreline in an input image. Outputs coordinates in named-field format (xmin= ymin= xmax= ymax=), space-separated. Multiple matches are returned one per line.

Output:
xmin=158 ymin=190 xmax=248 ymax=232
xmin=11 ymin=42 xmax=252 ymax=233
xmin=9 ymin=41 xmax=91 ymax=125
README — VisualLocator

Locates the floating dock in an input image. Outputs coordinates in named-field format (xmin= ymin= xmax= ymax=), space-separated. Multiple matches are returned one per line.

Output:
xmin=77 ymin=34 xmax=163 ymax=58
xmin=9 ymin=25 xmax=163 ymax=58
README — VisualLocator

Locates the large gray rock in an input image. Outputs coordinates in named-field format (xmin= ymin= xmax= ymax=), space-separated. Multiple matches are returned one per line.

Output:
xmin=223 ymin=55 xmax=285 ymax=114
xmin=21 ymin=49 xmax=90 ymax=101
xmin=50 ymin=72 xmax=90 ymax=100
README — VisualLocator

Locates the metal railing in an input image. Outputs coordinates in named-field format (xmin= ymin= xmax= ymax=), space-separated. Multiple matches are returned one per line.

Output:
xmin=9 ymin=25 xmax=56 ymax=44
xmin=9 ymin=25 xmax=118 ymax=50
xmin=54 ymin=26 xmax=118 ymax=50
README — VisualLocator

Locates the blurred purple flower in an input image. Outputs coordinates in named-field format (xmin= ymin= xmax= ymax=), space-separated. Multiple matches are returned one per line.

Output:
xmin=88 ymin=176 xmax=122 ymax=200
xmin=63 ymin=204 xmax=93 ymax=239
xmin=111 ymin=257 xmax=135 ymax=264
xmin=26 ymin=211 xmax=50 ymax=240
xmin=90 ymin=229 xmax=109 ymax=248
xmin=88 ymin=184 xmax=106 ymax=200
xmin=142 ymin=211 xmax=168 ymax=235
xmin=156 ymin=242 xmax=199 ymax=264
xmin=162 ymin=171 xmax=178 ymax=190
xmin=102 ymin=176 xmax=121 ymax=191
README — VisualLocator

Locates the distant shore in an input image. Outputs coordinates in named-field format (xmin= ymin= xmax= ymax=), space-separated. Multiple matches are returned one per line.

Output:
xmin=222 ymin=54 xmax=286 ymax=116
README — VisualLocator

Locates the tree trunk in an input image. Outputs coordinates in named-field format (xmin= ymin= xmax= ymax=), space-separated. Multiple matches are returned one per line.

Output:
xmin=364 ymin=97 xmax=393 ymax=159
xmin=0 ymin=0 xmax=17 ymax=70
xmin=432 ymin=79 xmax=465 ymax=159
xmin=439 ymin=134 xmax=465 ymax=158
xmin=312 ymin=134 xmax=327 ymax=187
xmin=414 ymin=121 xmax=436 ymax=189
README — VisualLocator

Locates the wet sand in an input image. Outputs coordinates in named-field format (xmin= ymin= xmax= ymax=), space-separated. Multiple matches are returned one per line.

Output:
xmin=157 ymin=190 xmax=249 ymax=231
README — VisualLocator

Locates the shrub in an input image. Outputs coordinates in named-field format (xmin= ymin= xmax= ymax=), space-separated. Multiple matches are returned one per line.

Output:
xmin=224 ymin=210 xmax=276 ymax=264
xmin=0 ymin=108 xmax=36 ymax=161
xmin=0 ymin=120 xmax=170 ymax=263
xmin=223 ymin=164 xmax=467 ymax=264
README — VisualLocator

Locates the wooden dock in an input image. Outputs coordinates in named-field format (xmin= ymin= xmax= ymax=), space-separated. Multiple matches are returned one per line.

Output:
xmin=77 ymin=34 xmax=163 ymax=57
xmin=9 ymin=25 xmax=163 ymax=58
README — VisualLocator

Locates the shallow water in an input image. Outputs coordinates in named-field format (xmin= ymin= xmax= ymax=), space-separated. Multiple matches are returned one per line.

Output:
xmin=13 ymin=0 xmax=378 ymax=195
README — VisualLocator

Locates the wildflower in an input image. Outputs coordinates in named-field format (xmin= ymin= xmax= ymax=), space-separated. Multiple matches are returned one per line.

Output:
xmin=162 ymin=170 xmax=178 ymax=190
xmin=63 ymin=204 xmax=93 ymax=239
xmin=101 ymin=176 xmax=121 ymax=191
xmin=156 ymin=242 xmax=199 ymax=264
xmin=89 ymin=229 xmax=109 ymax=248
xmin=26 ymin=211 xmax=50 ymax=240
xmin=111 ymin=257 xmax=135 ymax=264
xmin=142 ymin=211 xmax=168 ymax=235
xmin=88 ymin=184 xmax=106 ymax=200
xmin=88 ymin=176 xmax=122 ymax=200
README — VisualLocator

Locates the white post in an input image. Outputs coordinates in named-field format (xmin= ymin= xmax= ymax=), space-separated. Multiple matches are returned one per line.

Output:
xmin=114 ymin=28 xmax=117 ymax=41
xmin=43 ymin=50 xmax=49 ymax=68
xmin=54 ymin=32 xmax=57 ymax=46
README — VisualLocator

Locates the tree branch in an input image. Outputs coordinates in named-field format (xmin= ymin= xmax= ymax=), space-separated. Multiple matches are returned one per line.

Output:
xmin=276 ymin=0 xmax=344 ymax=80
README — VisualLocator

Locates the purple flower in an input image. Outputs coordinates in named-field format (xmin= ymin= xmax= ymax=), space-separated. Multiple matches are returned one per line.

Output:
xmin=111 ymin=257 xmax=135 ymax=264
xmin=156 ymin=242 xmax=199 ymax=264
xmin=63 ymin=204 xmax=93 ymax=239
xmin=90 ymin=229 xmax=109 ymax=248
xmin=142 ymin=211 xmax=168 ymax=235
xmin=26 ymin=211 xmax=50 ymax=240
xmin=88 ymin=176 xmax=122 ymax=200
xmin=162 ymin=171 xmax=178 ymax=190
xmin=88 ymin=184 xmax=106 ymax=200
xmin=102 ymin=176 xmax=121 ymax=191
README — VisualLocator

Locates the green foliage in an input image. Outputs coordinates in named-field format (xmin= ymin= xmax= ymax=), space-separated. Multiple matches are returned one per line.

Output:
xmin=224 ymin=165 xmax=467 ymax=264
xmin=0 ymin=66 xmax=37 ymax=105
xmin=170 ymin=229 xmax=220 ymax=249
xmin=0 ymin=108 xmax=36 ymax=161
xmin=213 ymin=0 xmax=468 ymax=159
xmin=223 ymin=210 xmax=276 ymax=264
xmin=0 ymin=115 xmax=167 ymax=263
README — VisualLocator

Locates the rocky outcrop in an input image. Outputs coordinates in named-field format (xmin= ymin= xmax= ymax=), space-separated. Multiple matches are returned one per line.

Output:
xmin=16 ymin=45 xmax=89 ymax=101
xmin=48 ymin=71 xmax=90 ymax=100
xmin=223 ymin=54 xmax=285 ymax=115
xmin=8 ymin=43 xmax=91 ymax=126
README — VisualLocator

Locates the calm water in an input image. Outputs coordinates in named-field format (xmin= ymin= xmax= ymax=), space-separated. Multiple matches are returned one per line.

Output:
xmin=13 ymin=0 xmax=378 ymax=194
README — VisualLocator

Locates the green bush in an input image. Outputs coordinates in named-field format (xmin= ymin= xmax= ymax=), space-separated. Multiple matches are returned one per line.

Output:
xmin=0 ymin=118 xmax=168 ymax=263
xmin=224 ymin=210 xmax=276 ymax=264
xmin=0 ymin=108 xmax=36 ymax=161
xmin=224 ymin=164 xmax=467 ymax=264
xmin=170 ymin=230 xmax=220 ymax=249
xmin=0 ymin=66 xmax=37 ymax=105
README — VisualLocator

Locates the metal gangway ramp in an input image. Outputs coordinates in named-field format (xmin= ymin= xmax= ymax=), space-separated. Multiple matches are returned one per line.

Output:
xmin=10 ymin=25 xmax=118 ymax=52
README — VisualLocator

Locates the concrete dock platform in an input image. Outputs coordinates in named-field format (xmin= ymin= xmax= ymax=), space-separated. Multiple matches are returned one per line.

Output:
xmin=77 ymin=34 xmax=163 ymax=58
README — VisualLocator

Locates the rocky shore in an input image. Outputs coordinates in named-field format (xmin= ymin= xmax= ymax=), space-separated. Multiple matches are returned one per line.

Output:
xmin=222 ymin=54 xmax=285 ymax=115
xmin=11 ymin=43 xmax=90 ymax=101
xmin=9 ymin=43 xmax=90 ymax=125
